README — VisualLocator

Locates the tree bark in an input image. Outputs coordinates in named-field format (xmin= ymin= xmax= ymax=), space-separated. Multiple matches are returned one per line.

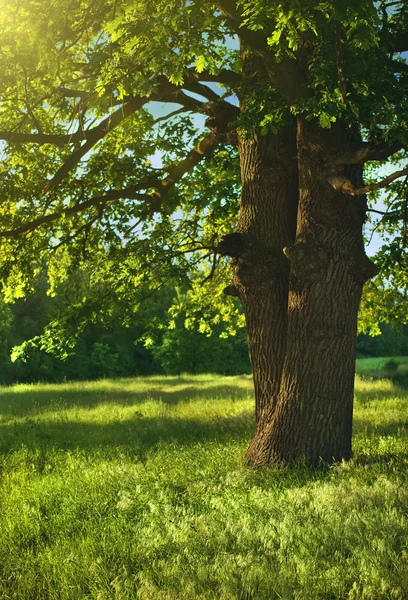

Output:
xmin=246 ymin=119 xmax=377 ymax=465
xmin=232 ymin=127 xmax=298 ymax=420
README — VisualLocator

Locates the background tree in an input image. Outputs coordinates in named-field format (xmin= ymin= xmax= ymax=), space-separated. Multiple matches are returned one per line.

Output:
xmin=0 ymin=0 xmax=407 ymax=465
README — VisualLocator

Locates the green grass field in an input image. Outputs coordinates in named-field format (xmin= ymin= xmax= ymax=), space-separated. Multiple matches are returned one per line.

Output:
xmin=0 ymin=371 xmax=407 ymax=599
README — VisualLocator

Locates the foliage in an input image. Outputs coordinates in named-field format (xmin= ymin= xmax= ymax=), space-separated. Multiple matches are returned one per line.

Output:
xmin=0 ymin=279 xmax=250 ymax=384
xmin=357 ymin=323 xmax=408 ymax=358
xmin=0 ymin=374 xmax=407 ymax=599
xmin=0 ymin=275 xmax=407 ymax=385
xmin=360 ymin=161 xmax=408 ymax=333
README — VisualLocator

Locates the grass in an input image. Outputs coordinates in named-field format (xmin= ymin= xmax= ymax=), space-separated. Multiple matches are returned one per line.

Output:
xmin=0 ymin=372 xmax=407 ymax=599
xmin=356 ymin=356 xmax=408 ymax=385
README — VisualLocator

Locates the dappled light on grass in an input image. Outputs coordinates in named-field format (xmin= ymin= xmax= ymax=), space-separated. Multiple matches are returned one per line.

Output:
xmin=0 ymin=374 xmax=253 ymax=419
xmin=0 ymin=374 xmax=407 ymax=599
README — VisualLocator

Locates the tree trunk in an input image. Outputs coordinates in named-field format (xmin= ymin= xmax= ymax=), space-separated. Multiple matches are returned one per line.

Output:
xmin=246 ymin=119 xmax=377 ymax=465
xmin=232 ymin=127 xmax=298 ymax=421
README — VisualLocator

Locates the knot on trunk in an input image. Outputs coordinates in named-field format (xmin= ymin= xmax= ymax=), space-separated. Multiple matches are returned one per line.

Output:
xmin=223 ymin=284 xmax=240 ymax=297
xmin=215 ymin=232 xmax=248 ymax=258
xmin=205 ymin=101 xmax=239 ymax=135
xmin=283 ymin=243 xmax=330 ymax=282
xmin=349 ymin=254 xmax=378 ymax=282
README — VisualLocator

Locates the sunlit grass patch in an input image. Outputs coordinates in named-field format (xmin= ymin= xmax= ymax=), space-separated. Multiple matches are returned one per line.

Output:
xmin=0 ymin=373 xmax=407 ymax=599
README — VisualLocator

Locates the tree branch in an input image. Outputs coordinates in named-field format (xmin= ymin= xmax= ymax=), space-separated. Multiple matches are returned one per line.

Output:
xmin=0 ymin=88 xmax=204 ymax=146
xmin=0 ymin=70 xmax=238 ymax=148
xmin=40 ymin=79 xmax=215 ymax=196
xmin=0 ymin=132 xmax=224 ymax=238
xmin=0 ymin=191 xmax=147 ymax=238
xmin=367 ymin=207 xmax=404 ymax=219
xmin=184 ymin=80 xmax=221 ymax=103
xmin=0 ymin=130 xmax=77 ymax=145
xmin=333 ymin=140 xmax=403 ymax=164
xmin=188 ymin=69 xmax=242 ymax=85
xmin=154 ymin=131 xmax=224 ymax=205
xmin=390 ymin=30 xmax=408 ymax=53
xmin=51 ymin=215 xmax=99 ymax=252
xmin=216 ymin=0 xmax=310 ymax=105
xmin=329 ymin=167 xmax=408 ymax=196
xmin=41 ymin=96 xmax=147 ymax=196
xmin=389 ymin=59 xmax=408 ymax=74
xmin=58 ymin=87 xmax=94 ymax=99
xmin=0 ymin=98 xmax=145 ymax=146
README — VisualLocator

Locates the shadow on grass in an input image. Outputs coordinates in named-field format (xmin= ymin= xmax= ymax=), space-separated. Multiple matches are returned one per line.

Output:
xmin=353 ymin=418 xmax=408 ymax=437
xmin=356 ymin=374 xmax=408 ymax=395
xmin=354 ymin=383 xmax=406 ymax=405
xmin=0 ymin=411 xmax=255 ymax=459
xmin=391 ymin=375 xmax=408 ymax=389
xmin=1 ymin=410 xmax=407 ymax=471
xmin=1 ymin=375 xmax=407 ymax=474
xmin=352 ymin=452 xmax=408 ymax=468
xmin=0 ymin=380 xmax=253 ymax=419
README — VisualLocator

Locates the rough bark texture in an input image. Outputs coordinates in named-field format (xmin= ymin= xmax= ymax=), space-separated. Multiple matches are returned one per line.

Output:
xmin=232 ymin=128 xmax=298 ymax=420
xmin=246 ymin=119 xmax=377 ymax=465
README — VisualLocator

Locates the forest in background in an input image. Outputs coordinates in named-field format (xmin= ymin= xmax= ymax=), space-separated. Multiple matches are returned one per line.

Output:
xmin=0 ymin=280 xmax=250 ymax=384
xmin=0 ymin=280 xmax=407 ymax=385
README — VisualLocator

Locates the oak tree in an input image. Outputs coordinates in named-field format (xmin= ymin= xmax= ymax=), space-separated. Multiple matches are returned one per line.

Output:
xmin=0 ymin=0 xmax=407 ymax=465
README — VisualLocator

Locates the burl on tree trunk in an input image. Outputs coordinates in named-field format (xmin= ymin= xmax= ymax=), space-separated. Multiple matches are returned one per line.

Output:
xmin=234 ymin=119 xmax=377 ymax=466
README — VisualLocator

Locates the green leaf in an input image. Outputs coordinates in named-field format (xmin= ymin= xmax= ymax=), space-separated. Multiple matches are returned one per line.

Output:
xmin=195 ymin=55 xmax=206 ymax=73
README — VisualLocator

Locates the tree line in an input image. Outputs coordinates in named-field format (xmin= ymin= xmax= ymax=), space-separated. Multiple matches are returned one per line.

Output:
xmin=0 ymin=281 xmax=250 ymax=385
xmin=1 ymin=279 xmax=406 ymax=386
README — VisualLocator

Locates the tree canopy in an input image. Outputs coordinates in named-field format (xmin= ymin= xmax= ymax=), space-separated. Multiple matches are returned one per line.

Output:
xmin=0 ymin=0 xmax=407 ymax=353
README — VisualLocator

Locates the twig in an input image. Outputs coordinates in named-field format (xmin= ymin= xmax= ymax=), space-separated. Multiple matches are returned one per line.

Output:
xmin=201 ymin=253 xmax=219 ymax=286
xmin=366 ymin=175 xmax=408 ymax=246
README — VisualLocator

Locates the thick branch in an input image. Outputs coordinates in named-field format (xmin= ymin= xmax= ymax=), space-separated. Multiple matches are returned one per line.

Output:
xmin=40 ymin=80 xmax=218 ymax=196
xmin=0 ymin=90 xmax=202 ymax=146
xmin=184 ymin=81 xmax=221 ymax=103
xmin=58 ymin=87 xmax=94 ymax=98
xmin=0 ymin=130 xmax=84 ymax=145
xmin=329 ymin=167 xmax=408 ymax=196
xmin=156 ymin=131 xmax=223 ymax=201
xmin=189 ymin=69 xmax=242 ymax=85
xmin=333 ymin=140 xmax=403 ymax=165
xmin=389 ymin=59 xmax=408 ymax=74
xmin=390 ymin=30 xmax=408 ymax=53
xmin=0 ymin=98 xmax=146 ymax=147
xmin=159 ymin=88 xmax=207 ymax=113
xmin=216 ymin=0 xmax=310 ymax=104
xmin=0 ymin=69 xmax=237 ymax=148
xmin=0 ymin=191 xmax=149 ymax=238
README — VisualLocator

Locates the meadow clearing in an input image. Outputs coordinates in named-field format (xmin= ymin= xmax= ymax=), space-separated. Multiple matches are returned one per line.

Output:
xmin=0 ymin=360 xmax=407 ymax=599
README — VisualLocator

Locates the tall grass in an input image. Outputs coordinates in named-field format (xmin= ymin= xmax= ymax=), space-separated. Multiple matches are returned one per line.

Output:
xmin=0 ymin=373 xmax=407 ymax=599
